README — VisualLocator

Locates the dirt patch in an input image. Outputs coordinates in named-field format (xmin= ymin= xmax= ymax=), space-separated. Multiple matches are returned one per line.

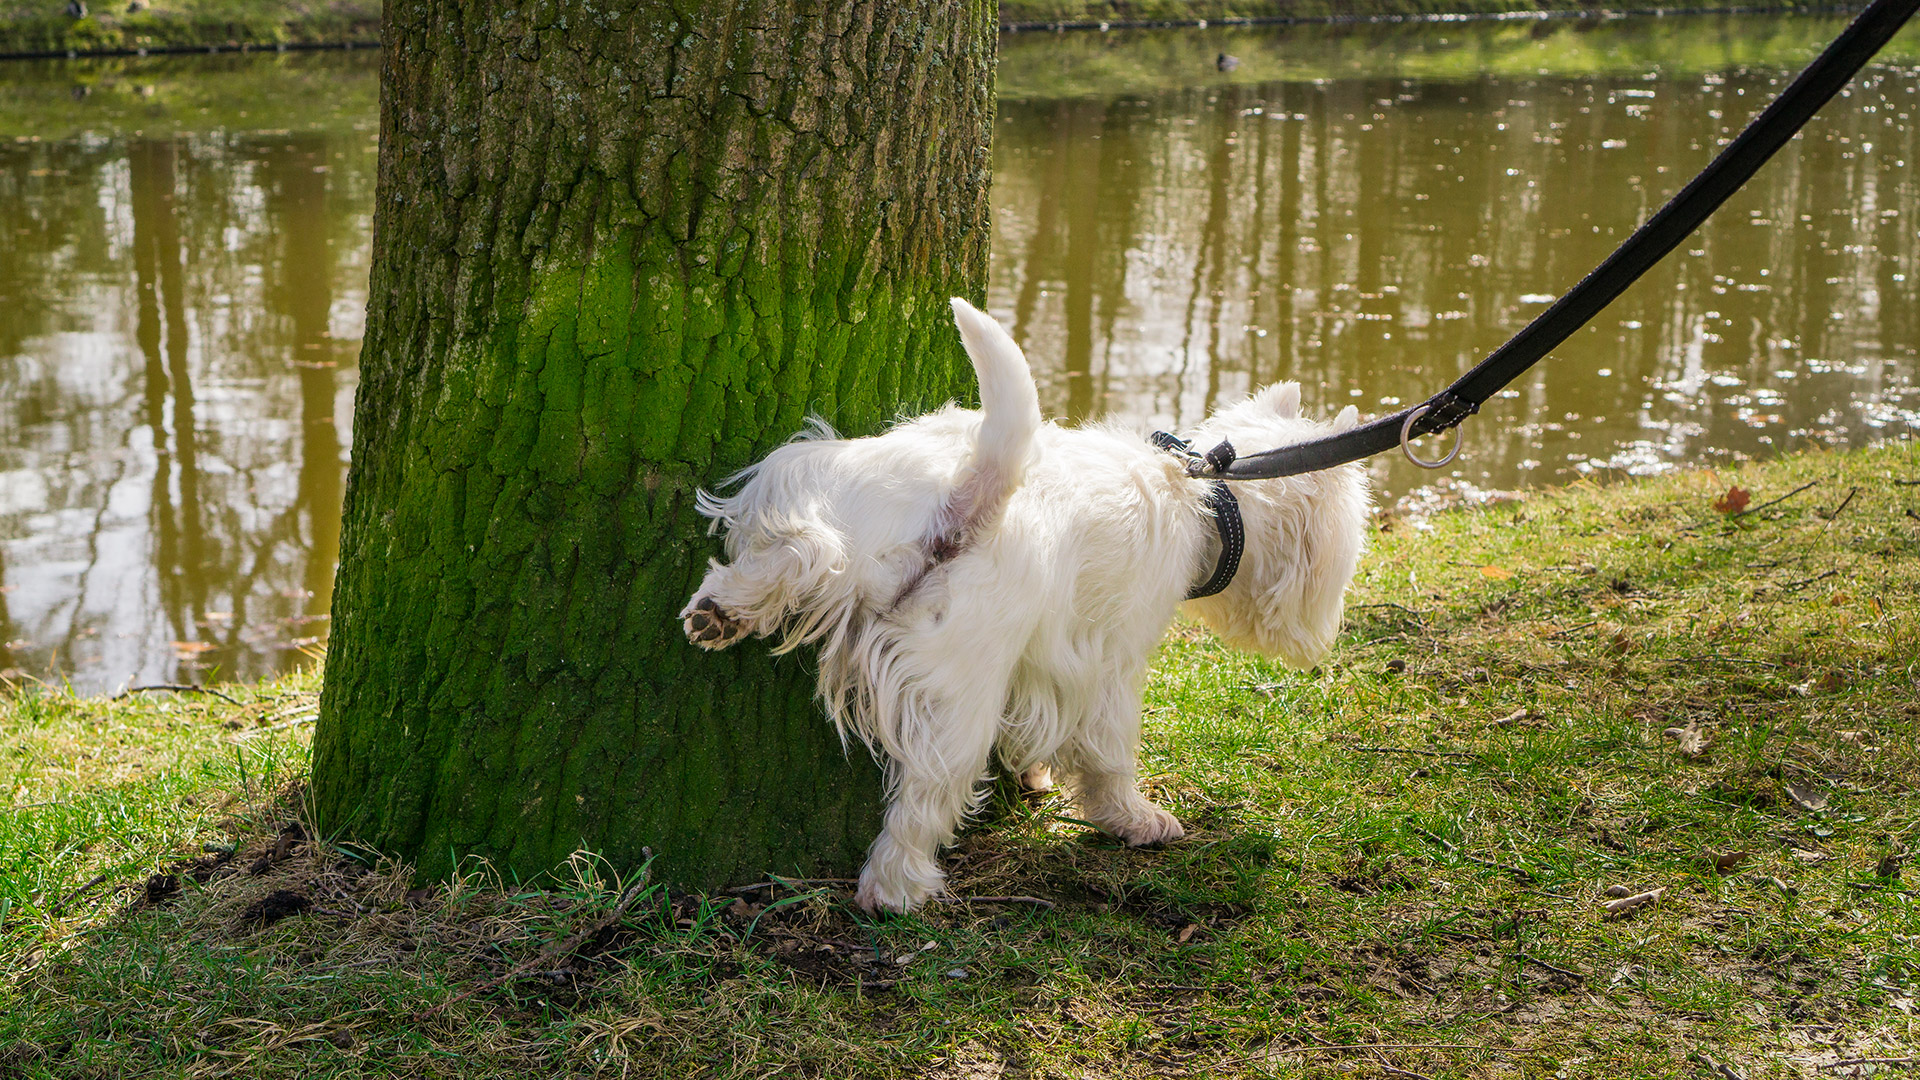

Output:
xmin=126 ymin=847 xmax=236 ymax=913
xmin=238 ymin=888 xmax=313 ymax=928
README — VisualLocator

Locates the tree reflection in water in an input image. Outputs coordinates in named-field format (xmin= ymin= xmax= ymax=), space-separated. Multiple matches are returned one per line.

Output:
xmin=0 ymin=129 xmax=369 ymax=692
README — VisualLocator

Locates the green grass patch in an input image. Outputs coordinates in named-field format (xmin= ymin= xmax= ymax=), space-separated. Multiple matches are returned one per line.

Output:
xmin=0 ymin=0 xmax=378 ymax=57
xmin=995 ymin=0 xmax=1865 ymax=28
xmin=4 ymin=440 xmax=1919 ymax=1077
xmin=999 ymin=11 xmax=1920 ymax=102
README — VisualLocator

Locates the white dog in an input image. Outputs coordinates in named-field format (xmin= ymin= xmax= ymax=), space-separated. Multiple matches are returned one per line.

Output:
xmin=682 ymin=299 xmax=1370 ymax=913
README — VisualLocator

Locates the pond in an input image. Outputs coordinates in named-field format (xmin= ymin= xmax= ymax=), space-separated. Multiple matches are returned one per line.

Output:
xmin=1 ymin=17 xmax=1916 ymax=692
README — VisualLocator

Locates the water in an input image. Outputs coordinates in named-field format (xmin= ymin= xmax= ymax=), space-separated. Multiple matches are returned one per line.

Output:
xmin=0 ymin=53 xmax=375 ymax=691
xmin=992 ymin=19 xmax=1920 ymax=505
xmin=1 ymin=19 xmax=1915 ymax=691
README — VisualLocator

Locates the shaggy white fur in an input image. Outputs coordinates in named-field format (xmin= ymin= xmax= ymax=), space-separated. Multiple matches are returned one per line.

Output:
xmin=682 ymin=299 xmax=1371 ymax=913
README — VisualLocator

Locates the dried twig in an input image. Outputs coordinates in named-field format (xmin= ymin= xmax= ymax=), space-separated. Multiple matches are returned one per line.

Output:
xmin=1352 ymin=746 xmax=1478 ymax=760
xmin=1601 ymin=886 xmax=1665 ymax=917
xmin=1780 ymin=569 xmax=1841 ymax=593
xmin=934 ymin=895 xmax=1056 ymax=911
xmin=1516 ymin=953 xmax=1584 ymax=981
xmin=724 ymin=877 xmax=856 ymax=894
xmin=1348 ymin=602 xmax=1428 ymax=620
xmin=232 ymin=712 xmax=318 ymax=741
xmin=1818 ymin=1058 xmax=1916 ymax=1072
xmin=1818 ymin=485 xmax=1859 ymax=523
xmin=1733 ymin=479 xmax=1819 ymax=519
xmin=1409 ymin=825 xmax=1536 ymax=882
xmin=1263 ymin=1043 xmax=1527 ymax=1058
xmin=50 ymin=873 xmax=110 ymax=915
xmin=113 ymin=683 xmax=242 ymax=706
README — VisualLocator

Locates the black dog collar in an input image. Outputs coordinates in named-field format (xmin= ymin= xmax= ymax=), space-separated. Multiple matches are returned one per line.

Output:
xmin=1150 ymin=432 xmax=1243 ymax=599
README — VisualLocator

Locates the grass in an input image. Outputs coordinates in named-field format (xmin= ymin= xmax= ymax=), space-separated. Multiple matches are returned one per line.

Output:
xmin=3 ymin=439 xmax=1918 ymax=1078
xmin=998 ymin=13 xmax=1920 ymax=102
xmin=0 ymin=0 xmax=1882 ymax=57
xmin=0 ymin=0 xmax=378 ymax=57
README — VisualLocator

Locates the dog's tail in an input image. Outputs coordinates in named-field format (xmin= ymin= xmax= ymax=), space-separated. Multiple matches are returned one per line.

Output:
xmin=938 ymin=298 xmax=1043 ymax=553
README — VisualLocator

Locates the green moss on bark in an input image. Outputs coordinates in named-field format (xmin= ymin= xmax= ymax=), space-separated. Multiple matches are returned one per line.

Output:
xmin=312 ymin=0 xmax=997 ymax=889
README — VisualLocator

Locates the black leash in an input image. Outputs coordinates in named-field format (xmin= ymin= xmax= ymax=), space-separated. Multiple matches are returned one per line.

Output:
xmin=1150 ymin=432 xmax=1244 ymax=598
xmin=1198 ymin=0 xmax=1920 ymax=482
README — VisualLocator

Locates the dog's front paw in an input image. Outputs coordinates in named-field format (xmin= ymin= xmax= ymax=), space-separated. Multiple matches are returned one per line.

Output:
xmin=853 ymin=836 xmax=944 ymax=914
xmin=853 ymin=874 xmax=940 ymax=916
xmin=1112 ymin=805 xmax=1185 ymax=848
xmin=682 ymin=595 xmax=747 ymax=650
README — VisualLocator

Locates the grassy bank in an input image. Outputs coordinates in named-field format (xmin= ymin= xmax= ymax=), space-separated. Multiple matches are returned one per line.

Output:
xmin=998 ymin=9 xmax=1920 ymax=99
xmin=996 ymin=0 xmax=1860 ymax=27
xmin=3 ymin=439 xmax=1917 ymax=1077
xmin=0 ymin=0 xmax=375 ymax=57
xmin=0 ymin=0 xmax=1877 ymax=57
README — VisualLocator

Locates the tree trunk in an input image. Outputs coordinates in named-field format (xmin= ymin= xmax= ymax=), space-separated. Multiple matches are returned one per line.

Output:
xmin=312 ymin=0 xmax=996 ymax=888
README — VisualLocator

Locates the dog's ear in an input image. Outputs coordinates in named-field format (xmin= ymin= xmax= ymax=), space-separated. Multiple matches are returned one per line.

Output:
xmin=1334 ymin=404 xmax=1360 ymax=430
xmin=1250 ymin=382 xmax=1301 ymax=418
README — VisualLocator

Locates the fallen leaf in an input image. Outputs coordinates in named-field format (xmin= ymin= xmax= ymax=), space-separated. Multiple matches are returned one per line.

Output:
xmin=1601 ymin=886 xmax=1665 ymax=917
xmin=1664 ymin=721 xmax=1711 ymax=759
xmin=1479 ymin=565 xmax=1513 ymax=580
xmin=1713 ymin=486 xmax=1751 ymax=514
xmin=1828 ymin=590 xmax=1851 ymax=607
xmin=1785 ymin=783 xmax=1828 ymax=812
xmin=1836 ymin=730 xmax=1875 ymax=748
xmin=1710 ymin=851 xmax=1753 ymax=874
xmin=1176 ymin=923 xmax=1198 ymax=944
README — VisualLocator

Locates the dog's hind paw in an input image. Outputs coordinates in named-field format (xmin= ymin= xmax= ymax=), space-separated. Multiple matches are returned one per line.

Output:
xmin=682 ymin=595 xmax=747 ymax=650
xmin=1112 ymin=805 xmax=1185 ymax=848
xmin=1018 ymin=763 xmax=1054 ymax=795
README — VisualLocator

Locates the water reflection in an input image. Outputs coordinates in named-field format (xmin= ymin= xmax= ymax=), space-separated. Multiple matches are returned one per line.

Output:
xmin=0 ymin=55 xmax=373 ymax=691
xmin=990 ymin=21 xmax=1920 ymax=504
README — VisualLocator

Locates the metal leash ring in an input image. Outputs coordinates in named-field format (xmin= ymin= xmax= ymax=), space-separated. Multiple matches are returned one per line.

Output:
xmin=1400 ymin=404 xmax=1463 ymax=469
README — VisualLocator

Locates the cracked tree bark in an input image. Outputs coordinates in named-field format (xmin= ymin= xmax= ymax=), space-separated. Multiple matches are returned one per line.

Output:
xmin=312 ymin=0 xmax=996 ymax=888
